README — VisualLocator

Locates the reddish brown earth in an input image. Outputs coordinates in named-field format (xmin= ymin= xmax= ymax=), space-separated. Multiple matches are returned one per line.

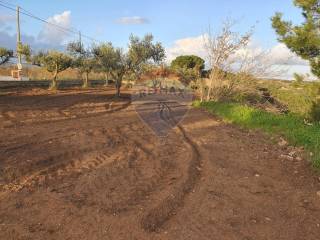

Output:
xmin=0 ymin=88 xmax=320 ymax=240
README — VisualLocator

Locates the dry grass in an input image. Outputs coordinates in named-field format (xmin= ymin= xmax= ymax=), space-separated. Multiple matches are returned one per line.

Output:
xmin=0 ymin=67 xmax=106 ymax=81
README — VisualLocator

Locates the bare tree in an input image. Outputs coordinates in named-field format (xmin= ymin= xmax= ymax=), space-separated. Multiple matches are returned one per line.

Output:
xmin=234 ymin=47 xmax=288 ymax=80
xmin=203 ymin=20 xmax=253 ymax=101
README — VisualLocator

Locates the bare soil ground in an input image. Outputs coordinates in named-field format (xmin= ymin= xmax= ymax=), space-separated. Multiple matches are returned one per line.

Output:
xmin=0 ymin=88 xmax=320 ymax=240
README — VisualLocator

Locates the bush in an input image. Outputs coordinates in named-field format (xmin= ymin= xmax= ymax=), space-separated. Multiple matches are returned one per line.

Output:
xmin=293 ymin=73 xmax=304 ymax=83
xmin=310 ymin=99 xmax=320 ymax=122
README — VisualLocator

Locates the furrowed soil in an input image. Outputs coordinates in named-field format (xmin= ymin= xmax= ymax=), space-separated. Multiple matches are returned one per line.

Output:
xmin=0 ymin=88 xmax=320 ymax=240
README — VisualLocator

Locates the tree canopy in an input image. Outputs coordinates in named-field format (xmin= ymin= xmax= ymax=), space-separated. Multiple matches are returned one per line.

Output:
xmin=35 ymin=51 xmax=72 ymax=89
xmin=128 ymin=34 xmax=165 ymax=80
xmin=67 ymin=41 xmax=96 ymax=88
xmin=93 ymin=42 xmax=129 ymax=96
xmin=170 ymin=55 xmax=205 ymax=71
xmin=92 ymin=42 xmax=119 ymax=77
xmin=170 ymin=55 xmax=205 ymax=86
xmin=271 ymin=0 xmax=320 ymax=78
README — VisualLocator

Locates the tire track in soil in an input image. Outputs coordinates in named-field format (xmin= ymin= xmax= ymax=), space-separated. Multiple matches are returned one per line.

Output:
xmin=0 ymin=99 xmax=131 ymax=128
xmin=0 ymin=98 xmax=132 ymax=196
xmin=67 ymin=124 xmax=177 ymax=215
xmin=0 ymin=144 xmax=116 ymax=195
xmin=141 ymin=101 xmax=202 ymax=232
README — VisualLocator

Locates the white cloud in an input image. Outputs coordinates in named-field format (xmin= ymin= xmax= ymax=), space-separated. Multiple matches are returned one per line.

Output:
xmin=269 ymin=43 xmax=309 ymax=66
xmin=166 ymin=35 xmax=208 ymax=63
xmin=38 ymin=11 xmax=72 ymax=45
xmin=116 ymin=16 xmax=149 ymax=25
xmin=0 ymin=30 xmax=65 ymax=51
xmin=166 ymin=35 xmax=312 ymax=79
xmin=0 ymin=15 xmax=15 ymax=26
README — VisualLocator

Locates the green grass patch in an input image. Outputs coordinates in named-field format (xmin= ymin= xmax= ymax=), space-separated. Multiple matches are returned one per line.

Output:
xmin=193 ymin=100 xmax=320 ymax=168
xmin=256 ymin=79 xmax=319 ymax=117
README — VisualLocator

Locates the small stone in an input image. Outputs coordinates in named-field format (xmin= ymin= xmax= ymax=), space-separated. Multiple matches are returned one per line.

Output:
xmin=288 ymin=151 xmax=296 ymax=157
xmin=255 ymin=174 xmax=260 ymax=177
xmin=278 ymin=138 xmax=288 ymax=147
xmin=251 ymin=219 xmax=257 ymax=224
xmin=265 ymin=217 xmax=271 ymax=221
xmin=317 ymin=191 xmax=320 ymax=197
xmin=310 ymin=152 xmax=314 ymax=157
xmin=280 ymin=154 xmax=294 ymax=161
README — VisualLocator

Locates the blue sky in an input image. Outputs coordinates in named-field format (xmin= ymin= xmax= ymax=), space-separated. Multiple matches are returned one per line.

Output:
xmin=0 ymin=0 xmax=303 ymax=47
xmin=0 ymin=0 xmax=311 ymax=78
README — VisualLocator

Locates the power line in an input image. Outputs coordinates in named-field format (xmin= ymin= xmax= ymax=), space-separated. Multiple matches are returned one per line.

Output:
xmin=0 ymin=2 xmax=76 ymax=39
xmin=0 ymin=0 xmax=16 ymax=7
xmin=0 ymin=1 xmax=102 ymax=44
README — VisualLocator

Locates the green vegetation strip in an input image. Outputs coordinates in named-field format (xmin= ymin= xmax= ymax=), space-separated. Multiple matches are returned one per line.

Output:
xmin=193 ymin=101 xmax=320 ymax=168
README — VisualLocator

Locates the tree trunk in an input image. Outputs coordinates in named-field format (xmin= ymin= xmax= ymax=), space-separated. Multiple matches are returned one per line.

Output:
xmin=115 ymin=78 xmax=121 ymax=97
xmin=105 ymin=73 xmax=109 ymax=86
xmin=50 ymin=68 xmax=58 ymax=90
xmin=83 ymin=72 xmax=89 ymax=88
xmin=207 ymin=72 xmax=216 ymax=101
xmin=206 ymin=82 xmax=212 ymax=101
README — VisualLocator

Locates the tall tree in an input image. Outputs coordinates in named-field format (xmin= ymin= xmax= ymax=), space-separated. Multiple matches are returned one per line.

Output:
xmin=272 ymin=0 xmax=320 ymax=78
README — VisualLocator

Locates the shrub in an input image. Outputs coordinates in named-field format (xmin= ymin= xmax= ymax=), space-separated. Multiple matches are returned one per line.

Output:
xmin=310 ymin=99 xmax=320 ymax=122
xmin=293 ymin=73 xmax=304 ymax=83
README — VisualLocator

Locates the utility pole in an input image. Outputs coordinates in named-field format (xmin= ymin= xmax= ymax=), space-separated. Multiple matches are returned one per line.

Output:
xmin=16 ymin=5 xmax=22 ymax=71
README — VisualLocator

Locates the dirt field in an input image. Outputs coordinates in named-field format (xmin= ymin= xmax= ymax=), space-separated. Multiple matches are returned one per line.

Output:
xmin=0 ymin=88 xmax=320 ymax=240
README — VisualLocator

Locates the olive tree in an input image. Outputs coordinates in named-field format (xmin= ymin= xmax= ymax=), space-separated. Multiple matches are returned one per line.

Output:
xmin=112 ymin=49 xmax=129 ymax=97
xmin=92 ymin=42 xmax=117 ymax=86
xmin=67 ymin=41 xmax=96 ymax=88
xmin=93 ymin=43 xmax=129 ymax=97
xmin=128 ymin=34 xmax=165 ymax=82
xmin=35 ymin=51 xmax=72 ymax=90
